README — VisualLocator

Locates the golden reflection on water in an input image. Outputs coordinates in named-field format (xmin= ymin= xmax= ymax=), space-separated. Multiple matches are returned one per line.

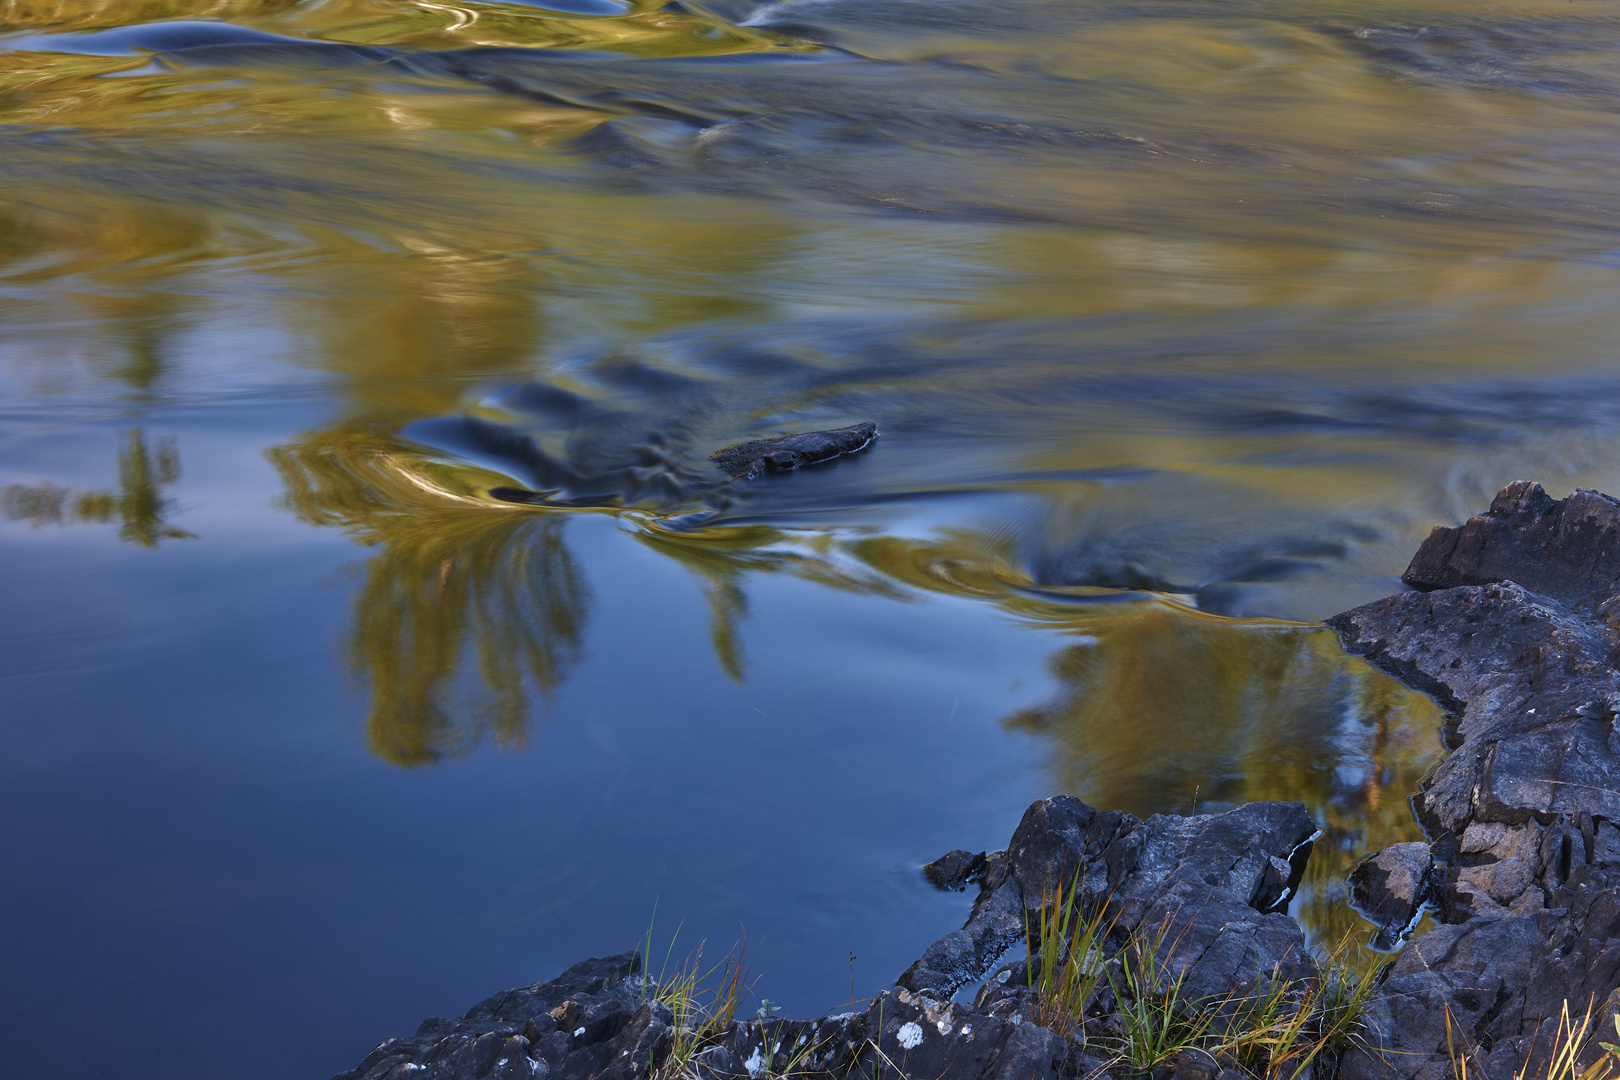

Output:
xmin=260 ymin=433 xmax=1442 ymax=947
xmin=8 ymin=0 xmax=1584 ymax=957
xmin=272 ymin=431 xmax=590 ymax=765
xmin=0 ymin=0 xmax=783 ymax=54
xmin=1003 ymin=605 xmax=1440 ymax=948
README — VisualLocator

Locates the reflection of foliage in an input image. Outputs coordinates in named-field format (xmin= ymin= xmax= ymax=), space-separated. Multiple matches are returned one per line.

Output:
xmin=1 ymin=429 xmax=193 ymax=547
xmin=635 ymin=524 xmax=911 ymax=682
xmin=271 ymin=430 xmax=590 ymax=766
xmin=1002 ymin=604 xmax=1443 ymax=955
xmin=267 ymin=422 xmax=1443 ymax=956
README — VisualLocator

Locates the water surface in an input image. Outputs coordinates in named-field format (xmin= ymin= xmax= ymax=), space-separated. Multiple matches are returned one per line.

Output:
xmin=4 ymin=0 xmax=1618 ymax=1075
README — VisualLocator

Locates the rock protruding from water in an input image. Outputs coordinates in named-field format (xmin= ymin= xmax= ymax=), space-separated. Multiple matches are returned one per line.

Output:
xmin=1330 ymin=482 xmax=1620 ymax=1080
xmin=710 ymin=422 xmax=877 ymax=480
xmin=922 ymin=848 xmax=986 ymax=892
xmin=1347 ymin=842 xmax=1433 ymax=951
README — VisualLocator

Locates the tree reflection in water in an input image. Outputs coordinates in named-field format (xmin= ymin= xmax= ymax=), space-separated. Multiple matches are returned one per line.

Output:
xmin=1 ymin=429 xmax=193 ymax=547
xmin=632 ymin=524 xmax=910 ymax=682
xmin=1002 ymin=605 xmax=1442 ymax=949
xmin=272 ymin=430 xmax=589 ymax=766
xmin=268 ymin=434 xmax=1443 ymax=949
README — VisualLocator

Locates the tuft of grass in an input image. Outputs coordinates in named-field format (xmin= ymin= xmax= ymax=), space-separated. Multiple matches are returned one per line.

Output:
xmin=1019 ymin=901 xmax=1384 ymax=1080
xmin=1219 ymin=931 xmax=1383 ymax=1080
xmin=1451 ymin=998 xmax=1620 ymax=1080
xmin=640 ymin=916 xmax=753 ymax=1080
xmin=1025 ymin=870 xmax=1117 ymax=1040
xmin=1106 ymin=916 xmax=1220 ymax=1071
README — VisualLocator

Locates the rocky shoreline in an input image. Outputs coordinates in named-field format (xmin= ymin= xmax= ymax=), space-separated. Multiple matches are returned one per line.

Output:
xmin=337 ymin=482 xmax=1620 ymax=1080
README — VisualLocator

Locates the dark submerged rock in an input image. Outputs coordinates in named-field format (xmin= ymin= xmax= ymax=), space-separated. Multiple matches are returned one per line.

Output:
xmin=710 ymin=422 xmax=877 ymax=480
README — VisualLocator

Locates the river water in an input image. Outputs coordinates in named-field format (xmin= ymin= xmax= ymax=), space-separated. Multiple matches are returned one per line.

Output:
xmin=3 ymin=0 xmax=1617 ymax=1075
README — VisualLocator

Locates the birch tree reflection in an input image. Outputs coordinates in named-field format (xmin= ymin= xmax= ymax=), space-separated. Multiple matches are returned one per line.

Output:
xmin=272 ymin=431 xmax=590 ymax=766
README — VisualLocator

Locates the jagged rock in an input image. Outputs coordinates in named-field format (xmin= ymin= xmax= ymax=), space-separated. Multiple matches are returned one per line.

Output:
xmin=709 ymin=423 xmax=877 ymax=480
xmin=335 ymin=953 xmax=648 ymax=1080
xmin=1329 ymin=578 xmax=1620 ymax=836
xmin=1348 ymin=842 xmax=1433 ymax=951
xmin=899 ymin=796 xmax=1318 ymax=1008
xmin=1331 ymin=482 xmax=1620 ymax=1080
xmin=1401 ymin=481 xmax=1620 ymax=613
xmin=1344 ymin=834 xmax=1620 ymax=1080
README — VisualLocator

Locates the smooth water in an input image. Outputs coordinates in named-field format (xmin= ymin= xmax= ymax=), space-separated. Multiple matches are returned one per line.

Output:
xmin=4 ymin=0 xmax=1619 ymax=1075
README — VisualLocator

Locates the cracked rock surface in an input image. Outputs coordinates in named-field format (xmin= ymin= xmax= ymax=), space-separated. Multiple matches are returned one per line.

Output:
xmin=1331 ymin=482 xmax=1620 ymax=1080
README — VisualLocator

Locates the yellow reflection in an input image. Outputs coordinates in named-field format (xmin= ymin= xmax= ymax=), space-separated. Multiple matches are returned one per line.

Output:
xmin=2 ymin=429 xmax=193 ymax=546
xmin=0 ymin=0 xmax=787 ymax=54
xmin=1001 ymin=603 xmax=1442 ymax=950
xmin=261 ymin=421 xmax=1443 ymax=955
xmin=272 ymin=430 xmax=590 ymax=765
xmin=634 ymin=523 xmax=911 ymax=681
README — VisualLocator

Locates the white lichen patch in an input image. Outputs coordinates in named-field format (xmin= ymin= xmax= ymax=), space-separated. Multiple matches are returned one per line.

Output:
xmin=898 ymin=1022 xmax=925 ymax=1049
xmin=745 ymin=1046 xmax=767 ymax=1078
xmin=960 ymin=1025 xmax=973 ymax=1038
xmin=573 ymin=1027 xmax=586 ymax=1037
xmin=936 ymin=1018 xmax=952 ymax=1036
